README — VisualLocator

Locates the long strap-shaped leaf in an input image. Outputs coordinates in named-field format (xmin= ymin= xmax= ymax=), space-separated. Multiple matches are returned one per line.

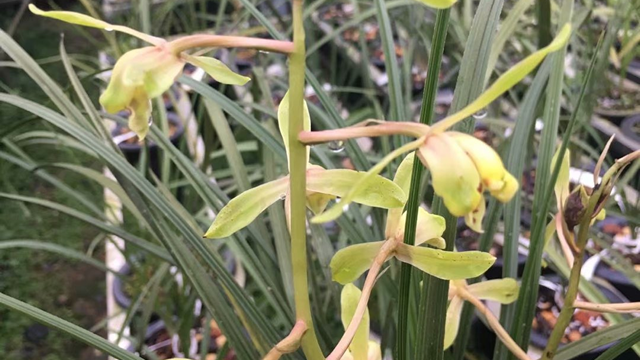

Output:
xmin=0 ymin=94 xmax=267 ymax=357
xmin=0 ymin=292 xmax=143 ymax=360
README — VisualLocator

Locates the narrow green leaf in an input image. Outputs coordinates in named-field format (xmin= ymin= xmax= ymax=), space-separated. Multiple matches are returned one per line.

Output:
xmin=331 ymin=242 xmax=385 ymax=285
xmin=555 ymin=318 xmax=640 ymax=360
xmin=0 ymin=292 xmax=143 ymax=360
xmin=594 ymin=329 xmax=640 ymax=360
xmin=395 ymin=244 xmax=495 ymax=280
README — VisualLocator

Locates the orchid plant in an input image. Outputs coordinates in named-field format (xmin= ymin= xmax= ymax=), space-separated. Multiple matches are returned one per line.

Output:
xmin=21 ymin=2 xmax=633 ymax=360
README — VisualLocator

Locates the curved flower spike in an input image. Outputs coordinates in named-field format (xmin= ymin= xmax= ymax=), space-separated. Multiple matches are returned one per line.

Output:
xmin=444 ymin=278 xmax=519 ymax=349
xmin=30 ymin=5 xmax=290 ymax=139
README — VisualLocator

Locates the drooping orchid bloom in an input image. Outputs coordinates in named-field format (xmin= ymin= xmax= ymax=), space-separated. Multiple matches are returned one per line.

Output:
xmin=299 ymin=24 xmax=572 ymax=232
xmin=339 ymin=284 xmax=382 ymax=360
xmin=444 ymin=278 xmax=519 ymax=350
xmin=325 ymin=154 xmax=496 ymax=360
xmin=203 ymin=92 xmax=406 ymax=239
xmin=30 ymin=5 xmax=294 ymax=140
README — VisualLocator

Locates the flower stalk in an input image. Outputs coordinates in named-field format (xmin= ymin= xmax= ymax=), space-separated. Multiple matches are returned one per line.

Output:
xmin=167 ymin=34 xmax=294 ymax=54
xmin=287 ymin=0 xmax=324 ymax=358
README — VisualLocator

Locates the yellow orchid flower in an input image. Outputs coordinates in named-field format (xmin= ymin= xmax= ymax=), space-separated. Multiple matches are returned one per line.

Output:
xmin=298 ymin=24 xmax=572 ymax=230
xmin=30 ymin=5 xmax=293 ymax=139
xmin=339 ymin=284 xmax=382 ymax=360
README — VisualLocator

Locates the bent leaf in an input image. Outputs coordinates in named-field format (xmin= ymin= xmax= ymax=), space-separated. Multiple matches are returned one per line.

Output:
xmin=278 ymin=91 xmax=311 ymax=166
xmin=182 ymin=54 xmax=250 ymax=85
xmin=467 ymin=278 xmax=519 ymax=303
xmin=312 ymin=137 xmax=424 ymax=223
xmin=394 ymin=244 xmax=495 ymax=280
xmin=306 ymin=169 xmax=406 ymax=209
xmin=331 ymin=242 xmax=385 ymax=284
xmin=432 ymin=24 xmax=572 ymax=133
xmin=203 ymin=177 xmax=289 ymax=238
xmin=341 ymin=284 xmax=370 ymax=360
xmin=444 ymin=296 xmax=464 ymax=349
xmin=29 ymin=4 xmax=164 ymax=45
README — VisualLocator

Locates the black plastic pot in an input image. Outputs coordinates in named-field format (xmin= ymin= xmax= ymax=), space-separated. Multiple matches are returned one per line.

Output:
xmin=595 ymin=263 xmax=640 ymax=302
xmin=113 ymin=263 xmax=133 ymax=309
xmin=112 ymin=111 xmax=184 ymax=176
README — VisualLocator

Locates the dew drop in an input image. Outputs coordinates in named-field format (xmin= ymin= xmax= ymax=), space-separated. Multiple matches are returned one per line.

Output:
xmin=148 ymin=117 xmax=154 ymax=126
xmin=472 ymin=109 xmax=487 ymax=119
xmin=104 ymin=27 xmax=114 ymax=32
xmin=279 ymin=194 xmax=286 ymax=201
xmin=328 ymin=140 xmax=345 ymax=153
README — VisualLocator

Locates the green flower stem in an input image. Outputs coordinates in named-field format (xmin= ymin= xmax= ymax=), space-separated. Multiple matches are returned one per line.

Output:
xmin=288 ymin=0 xmax=324 ymax=358
xmin=395 ymin=8 xmax=450 ymax=360
xmin=168 ymin=35 xmax=295 ymax=55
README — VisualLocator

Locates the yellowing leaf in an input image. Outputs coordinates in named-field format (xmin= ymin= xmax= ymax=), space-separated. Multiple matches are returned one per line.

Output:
xmin=306 ymin=169 xmax=406 ymax=209
xmin=467 ymin=278 xmax=519 ymax=304
xmin=444 ymin=296 xmax=464 ymax=349
xmin=396 ymin=208 xmax=446 ymax=248
xmin=414 ymin=0 xmax=458 ymax=9
xmin=182 ymin=54 xmax=250 ymax=85
xmin=418 ymin=134 xmax=482 ymax=217
xmin=312 ymin=137 xmax=424 ymax=223
xmin=278 ymin=91 xmax=311 ymax=166
xmin=203 ymin=177 xmax=289 ymax=238
xmin=341 ymin=284 xmax=370 ymax=360
xmin=29 ymin=4 xmax=164 ymax=45
xmin=432 ymin=24 xmax=572 ymax=133
xmin=394 ymin=244 xmax=495 ymax=280
xmin=330 ymin=242 xmax=385 ymax=284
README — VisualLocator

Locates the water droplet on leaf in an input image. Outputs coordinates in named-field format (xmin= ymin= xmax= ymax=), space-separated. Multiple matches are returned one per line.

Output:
xmin=472 ymin=109 xmax=487 ymax=119
xmin=104 ymin=27 xmax=114 ymax=32
xmin=328 ymin=140 xmax=345 ymax=153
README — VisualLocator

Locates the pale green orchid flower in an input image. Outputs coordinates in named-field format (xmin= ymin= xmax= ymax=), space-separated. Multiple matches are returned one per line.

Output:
xmin=30 ymin=5 xmax=293 ymax=139
xmin=299 ymin=24 xmax=572 ymax=231
xmin=204 ymin=93 xmax=406 ymax=239
xmin=326 ymin=155 xmax=496 ymax=360
xmin=444 ymin=278 xmax=519 ymax=349
xmin=330 ymin=154 xmax=496 ymax=285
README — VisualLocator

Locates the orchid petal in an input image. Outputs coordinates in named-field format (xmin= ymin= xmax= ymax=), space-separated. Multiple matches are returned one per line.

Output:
xmin=182 ymin=54 xmax=250 ymax=85
xmin=330 ymin=242 xmax=385 ymax=285
xmin=29 ymin=5 xmax=165 ymax=45
xmin=464 ymin=198 xmax=486 ymax=233
xmin=467 ymin=278 xmax=519 ymax=303
xmin=432 ymin=24 xmax=571 ymax=133
xmin=394 ymin=244 xmax=495 ymax=280
xmin=418 ymin=134 xmax=482 ymax=217
xmin=396 ymin=208 xmax=446 ymax=248
xmin=341 ymin=284 xmax=370 ymax=360
xmin=203 ymin=177 xmax=289 ymax=238
xmin=312 ymin=137 xmax=424 ymax=223
xmin=444 ymin=296 xmax=464 ymax=349
xmin=448 ymin=132 xmax=515 ymax=196
xmin=306 ymin=169 xmax=406 ymax=209
xmin=551 ymin=148 xmax=571 ymax=209
xmin=278 ymin=91 xmax=311 ymax=166
xmin=385 ymin=153 xmax=416 ymax=238
xmin=414 ymin=0 xmax=458 ymax=9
